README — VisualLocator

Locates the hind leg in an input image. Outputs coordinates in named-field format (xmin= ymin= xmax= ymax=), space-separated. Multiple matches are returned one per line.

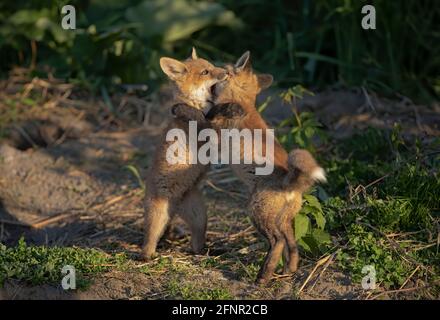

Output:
xmin=178 ymin=188 xmax=207 ymax=254
xmin=256 ymin=234 xmax=285 ymax=285
xmin=142 ymin=196 xmax=171 ymax=260
xmin=282 ymin=244 xmax=290 ymax=274
xmin=280 ymin=219 xmax=299 ymax=273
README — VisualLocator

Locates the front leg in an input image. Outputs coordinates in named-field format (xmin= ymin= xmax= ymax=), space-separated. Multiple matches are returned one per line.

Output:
xmin=171 ymin=103 xmax=210 ymax=129
xmin=205 ymin=102 xmax=245 ymax=121
xmin=171 ymin=103 xmax=205 ymax=122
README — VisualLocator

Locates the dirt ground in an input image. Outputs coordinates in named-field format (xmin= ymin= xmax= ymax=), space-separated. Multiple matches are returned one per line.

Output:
xmin=0 ymin=70 xmax=438 ymax=300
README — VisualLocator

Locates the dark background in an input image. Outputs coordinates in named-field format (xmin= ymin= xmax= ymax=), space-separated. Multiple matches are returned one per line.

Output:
xmin=0 ymin=0 xmax=439 ymax=103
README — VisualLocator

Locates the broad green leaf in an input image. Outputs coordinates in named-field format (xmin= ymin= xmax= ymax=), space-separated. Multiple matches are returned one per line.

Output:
xmin=294 ymin=213 xmax=310 ymax=240
xmin=297 ymin=238 xmax=311 ymax=252
xmin=304 ymin=194 xmax=322 ymax=210
xmin=298 ymin=235 xmax=320 ymax=254
xmin=305 ymin=126 xmax=315 ymax=138
xmin=125 ymin=0 xmax=242 ymax=43
xmin=311 ymin=209 xmax=326 ymax=229
xmin=311 ymin=228 xmax=331 ymax=244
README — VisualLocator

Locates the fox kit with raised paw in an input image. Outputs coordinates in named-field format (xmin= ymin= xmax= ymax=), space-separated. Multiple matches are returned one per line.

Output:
xmin=142 ymin=48 xmax=226 ymax=260
xmin=205 ymin=52 xmax=326 ymax=284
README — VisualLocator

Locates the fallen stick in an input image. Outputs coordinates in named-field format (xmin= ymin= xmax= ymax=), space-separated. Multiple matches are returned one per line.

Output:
xmin=298 ymin=254 xmax=332 ymax=294
xmin=364 ymin=281 xmax=384 ymax=300
xmin=399 ymin=266 xmax=420 ymax=290
xmin=309 ymin=251 xmax=336 ymax=291
xmin=205 ymin=179 xmax=246 ymax=200
xmin=92 ymin=189 xmax=141 ymax=211
xmin=31 ymin=212 xmax=75 ymax=229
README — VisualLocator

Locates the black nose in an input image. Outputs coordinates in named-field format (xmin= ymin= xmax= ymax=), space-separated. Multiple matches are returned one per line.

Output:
xmin=218 ymin=72 xmax=227 ymax=81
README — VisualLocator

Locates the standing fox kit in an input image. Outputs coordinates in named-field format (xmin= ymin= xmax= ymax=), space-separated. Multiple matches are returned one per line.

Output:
xmin=212 ymin=52 xmax=326 ymax=283
xmin=174 ymin=52 xmax=326 ymax=284
xmin=142 ymin=48 xmax=226 ymax=260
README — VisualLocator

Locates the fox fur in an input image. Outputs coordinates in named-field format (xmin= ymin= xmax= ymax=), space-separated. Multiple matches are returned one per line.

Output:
xmin=142 ymin=48 xmax=227 ymax=260
xmin=172 ymin=52 xmax=326 ymax=284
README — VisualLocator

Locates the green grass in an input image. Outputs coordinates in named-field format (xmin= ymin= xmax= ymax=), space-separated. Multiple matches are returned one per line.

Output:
xmin=167 ymin=279 xmax=233 ymax=300
xmin=137 ymin=256 xmax=234 ymax=299
xmin=320 ymin=127 xmax=439 ymax=291
xmin=275 ymin=87 xmax=439 ymax=295
xmin=336 ymin=224 xmax=416 ymax=289
xmin=0 ymin=238 xmax=128 ymax=289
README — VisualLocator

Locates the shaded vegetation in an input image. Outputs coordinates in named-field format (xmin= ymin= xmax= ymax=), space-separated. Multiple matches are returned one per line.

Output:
xmin=1 ymin=0 xmax=439 ymax=102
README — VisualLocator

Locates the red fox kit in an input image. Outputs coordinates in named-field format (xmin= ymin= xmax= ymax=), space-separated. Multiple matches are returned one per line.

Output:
xmin=142 ymin=48 xmax=227 ymax=260
xmin=212 ymin=52 xmax=326 ymax=283
xmin=173 ymin=52 xmax=326 ymax=284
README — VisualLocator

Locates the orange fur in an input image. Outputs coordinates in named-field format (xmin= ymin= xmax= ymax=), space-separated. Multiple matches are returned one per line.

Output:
xmin=209 ymin=52 xmax=326 ymax=284
xmin=142 ymin=48 xmax=226 ymax=260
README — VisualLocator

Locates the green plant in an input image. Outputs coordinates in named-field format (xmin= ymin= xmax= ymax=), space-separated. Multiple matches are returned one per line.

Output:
xmin=295 ymin=194 xmax=331 ymax=255
xmin=321 ymin=128 xmax=440 ymax=291
xmin=0 ymin=0 xmax=241 ymax=89
xmin=336 ymin=224 xmax=414 ymax=289
xmin=2 ymin=1 xmax=439 ymax=102
xmin=338 ymin=127 xmax=391 ymax=161
xmin=270 ymin=85 xmax=331 ymax=255
xmin=277 ymin=85 xmax=326 ymax=153
xmin=166 ymin=278 xmax=233 ymax=299
xmin=0 ymin=238 xmax=127 ymax=288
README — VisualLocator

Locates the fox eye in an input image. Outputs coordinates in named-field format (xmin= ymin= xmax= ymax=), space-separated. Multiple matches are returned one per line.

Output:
xmin=200 ymin=69 xmax=209 ymax=76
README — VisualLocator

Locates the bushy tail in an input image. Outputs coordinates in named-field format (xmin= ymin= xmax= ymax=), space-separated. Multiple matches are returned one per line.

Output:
xmin=284 ymin=149 xmax=326 ymax=192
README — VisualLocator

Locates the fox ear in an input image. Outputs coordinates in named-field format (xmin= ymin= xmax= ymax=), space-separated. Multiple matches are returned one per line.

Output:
xmin=257 ymin=74 xmax=273 ymax=90
xmin=191 ymin=47 xmax=198 ymax=60
xmin=160 ymin=57 xmax=188 ymax=80
xmin=235 ymin=51 xmax=251 ymax=72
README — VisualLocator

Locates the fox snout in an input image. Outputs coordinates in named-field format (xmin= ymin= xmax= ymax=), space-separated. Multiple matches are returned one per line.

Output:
xmin=213 ymin=68 xmax=228 ymax=81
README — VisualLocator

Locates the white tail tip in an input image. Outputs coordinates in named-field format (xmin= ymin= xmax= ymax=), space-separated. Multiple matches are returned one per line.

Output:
xmin=311 ymin=167 xmax=327 ymax=183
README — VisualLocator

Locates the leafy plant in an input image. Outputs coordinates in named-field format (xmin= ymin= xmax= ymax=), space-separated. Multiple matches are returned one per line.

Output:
xmin=0 ymin=238 xmax=127 ymax=288
xmin=277 ymin=85 xmax=326 ymax=153
xmin=125 ymin=0 xmax=242 ymax=44
xmin=295 ymin=194 xmax=331 ymax=255
xmin=279 ymin=111 xmax=325 ymax=153
xmin=336 ymin=224 xmax=414 ymax=289
xmin=0 ymin=0 xmax=241 ymax=88
xmin=265 ymin=85 xmax=332 ymax=255
xmin=321 ymin=126 xmax=439 ymax=291
xmin=2 ymin=1 xmax=439 ymax=102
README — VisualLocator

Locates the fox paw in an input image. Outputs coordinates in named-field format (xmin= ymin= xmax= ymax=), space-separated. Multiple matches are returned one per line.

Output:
xmin=171 ymin=103 xmax=205 ymax=123
xmin=255 ymin=276 xmax=270 ymax=286
xmin=141 ymin=249 xmax=158 ymax=261
xmin=206 ymin=103 xmax=245 ymax=120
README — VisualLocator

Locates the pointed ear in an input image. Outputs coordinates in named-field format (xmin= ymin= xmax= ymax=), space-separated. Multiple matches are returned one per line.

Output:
xmin=191 ymin=47 xmax=198 ymax=60
xmin=257 ymin=74 xmax=273 ymax=90
xmin=160 ymin=57 xmax=187 ymax=80
xmin=235 ymin=51 xmax=251 ymax=72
